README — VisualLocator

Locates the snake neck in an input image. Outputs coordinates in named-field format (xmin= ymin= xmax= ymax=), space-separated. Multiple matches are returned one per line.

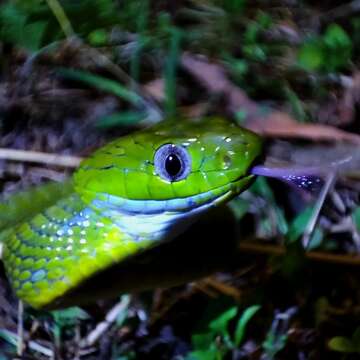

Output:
xmin=3 ymin=193 xmax=151 ymax=308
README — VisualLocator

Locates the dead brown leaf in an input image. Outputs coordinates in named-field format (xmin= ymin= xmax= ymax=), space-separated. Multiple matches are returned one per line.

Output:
xmin=247 ymin=111 xmax=360 ymax=144
xmin=179 ymin=103 xmax=209 ymax=118
xmin=338 ymin=71 xmax=360 ymax=126
xmin=180 ymin=53 xmax=259 ymax=118
xmin=143 ymin=78 xmax=165 ymax=102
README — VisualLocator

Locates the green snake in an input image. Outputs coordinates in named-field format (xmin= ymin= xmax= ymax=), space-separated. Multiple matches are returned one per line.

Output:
xmin=2 ymin=117 xmax=262 ymax=309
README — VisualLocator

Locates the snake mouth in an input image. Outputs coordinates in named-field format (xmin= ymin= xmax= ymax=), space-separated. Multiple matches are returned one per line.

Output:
xmin=88 ymin=173 xmax=254 ymax=217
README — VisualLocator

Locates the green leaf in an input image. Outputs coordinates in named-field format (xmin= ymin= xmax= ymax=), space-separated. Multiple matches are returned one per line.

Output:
xmin=244 ymin=22 xmax=260 ymax=44
xmin=251 ymin=177 xmax=288 ymax=235
xmin=0 ymin=329 xmax=17 ymax=348
xmin=50 ymin=306 xmax=90 ymax=345
xmin=298 ymin=24 xmax=352 ymax=72
xmin=256 ymin=11 xmax=273 ymax=29
xmin=87 ymin=28 xmax=108 ymax=46
xmin=323 ymin=24 xmax=351 ymax=49
xmin=209 ymin=306 xmax=237 ymax=337
xmin=115 ymin=295 xmax=131 ymax=327
xmin=287 ymin=206 xmax=314 ymax=243
xmin=192 ymin=333 xmax=215 ymax=350
xmin=0 ymin=3 xmax=47 ymax=51
xmin=221 ymin=0 xmax=247 ymax=13
xmin=228 ymin=197 xmax=250 ymax=221
xmin=242 ymin=44 xmax=267 ymax=62
xmin=352 ymin=207 xmax=360 ymax=231
xmin=185 ymin=346 xmax=221 ymax=360
xmin=298 ymin=40 xmax=324 ymax=71
xmin=234 ymin=305 xmax=261 ymax=346
xmin=328 ymin=337 xmax=357 ymax=353
xmin=23 ymin=20 xmax=48 ymax=51
xmin=51 ymin=306 xmax=90 ymax=327
xmin=58 ymin=68 xmax=141 ymax=105
xmin=284 ymin=86 xmax=307 ymax=123
xmin=322 ymin=24 xmax=352 ymax=72
xmin=263 ymin=333 xmax=288 ymax=359
xmin=307 ymin=227 xmax=324 ymax=250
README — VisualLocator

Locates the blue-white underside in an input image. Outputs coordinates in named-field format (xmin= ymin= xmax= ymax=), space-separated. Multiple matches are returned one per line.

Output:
xmin=91 ymin=185 xmax=234 ymax=242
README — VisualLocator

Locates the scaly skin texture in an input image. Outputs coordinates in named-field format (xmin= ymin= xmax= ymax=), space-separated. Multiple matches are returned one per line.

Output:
xmin=3 ymin=117 xmax=262 ymax=309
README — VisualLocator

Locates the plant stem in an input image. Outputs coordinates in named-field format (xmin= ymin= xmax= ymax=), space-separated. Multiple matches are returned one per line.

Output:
xmin=46 ymin=0 xmax=74 ymax=38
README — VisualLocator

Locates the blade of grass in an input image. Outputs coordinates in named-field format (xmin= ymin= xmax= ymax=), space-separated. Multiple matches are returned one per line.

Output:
xmin=46 ymin=0 xmax=74 ymax=38
xmin=130 ymin=0 xmax=149 ymax=84
xmin=164 ymin=27 xmax=181 ymax=117
xmin=234 ymin=305 xmax=261 ymax=346
xmin=59 ymin=68 xmax=142 ymax=105
xmin=96 ymin=111 xmax=146 ymax=128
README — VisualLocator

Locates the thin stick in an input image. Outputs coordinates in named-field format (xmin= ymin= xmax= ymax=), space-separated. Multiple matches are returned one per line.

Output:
xmin=81 ymin=295 xmax=130 ymax=347
xmin=202 ymin=277 xmax=242 ymax=299
xmin=17 ymin=300 xmax=24 ymax=356
xmin=0 ymin=148 xmax=83 ymax=168
xmin=239 ymin=242 xmax=360 ymax=266
xmin=0 ymin=328 xmax=53 ymax=357
xmin=320 ymin=0 xmax=360 ymax=24
xmin=302 ymin=171 xmax=337 ymax=248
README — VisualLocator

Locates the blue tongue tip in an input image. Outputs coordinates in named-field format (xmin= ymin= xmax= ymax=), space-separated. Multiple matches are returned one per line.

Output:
xmin=250 ymin=165 xmax=325 ymax=193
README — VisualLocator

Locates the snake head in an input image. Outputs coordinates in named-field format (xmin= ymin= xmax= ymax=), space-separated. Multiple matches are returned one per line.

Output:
xmin=74 ymin=116 xmax=263 ymax=217
xmin=4 ymin=117 xmax=262 ymax=309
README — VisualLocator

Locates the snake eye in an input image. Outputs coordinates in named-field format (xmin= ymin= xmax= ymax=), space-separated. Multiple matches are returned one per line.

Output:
xmin=154 ymin=144 xmax=191 ymax=182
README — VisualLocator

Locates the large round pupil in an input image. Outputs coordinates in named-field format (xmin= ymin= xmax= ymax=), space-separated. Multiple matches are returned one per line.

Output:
xmin=165 ymin=153 xmax=182 ymax=177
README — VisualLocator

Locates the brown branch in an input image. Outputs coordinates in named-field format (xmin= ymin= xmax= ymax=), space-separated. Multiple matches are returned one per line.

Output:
xmin=239 ymin=242 xmax=360 ymax=266
xmin=0 ymin=148 xmax=83 ymax=168
xmin=320 ymin=0 xmax=360 ymax=24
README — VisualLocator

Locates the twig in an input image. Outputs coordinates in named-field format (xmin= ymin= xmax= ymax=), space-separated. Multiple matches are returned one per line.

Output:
xmin=81 ymin=295 xmax=130 ymax=347
xmin=320 ymin=0 xmax=360 ymax=24
xmin=192 ymin=282 xmax=218 ymax=298
xmin=262 ymin=307 xmax=297 ymax=360
xmin=0 ymin=329 xmax=53 ymax=357
xmin=0 ymin=148 xmax=83 ymax=168
xmin=302 ymin=171 xmax=337 ymax=248
xmin=239 ymin=241 xmax=360 ymax=266
xmin=201 ymin=277 xmax=242 ymax=300
xmin=17 ymin=300 xmax=24 ymax=356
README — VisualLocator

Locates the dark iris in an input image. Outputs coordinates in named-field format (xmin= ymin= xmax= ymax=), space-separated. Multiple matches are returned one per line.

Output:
xmin=165 ymin=153 xmax=182 ymax=177
xmin=154 ymin=144 xmax=191 ymax=182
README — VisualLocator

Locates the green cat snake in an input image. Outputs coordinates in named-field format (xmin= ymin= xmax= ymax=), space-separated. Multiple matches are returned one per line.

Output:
xmin=2 ymin=117 xmax=263 ymax=309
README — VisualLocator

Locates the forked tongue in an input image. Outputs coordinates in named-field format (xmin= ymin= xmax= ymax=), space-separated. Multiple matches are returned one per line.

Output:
xmin=250 ymin=143 xmax=358 ymax=195
xmin=250 ymin=164 xmax=325 ymax=195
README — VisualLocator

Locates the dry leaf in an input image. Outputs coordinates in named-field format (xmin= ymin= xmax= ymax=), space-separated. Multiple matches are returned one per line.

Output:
xmin=143 ymin=78 xmax=165 ymax=102
xmin=180 ymin=53 xmax=259 ymax=117
xmin=248 ymin=111 xmax=360 ymax=144
xmin=338 ymin=71 xmax=360 ymax=125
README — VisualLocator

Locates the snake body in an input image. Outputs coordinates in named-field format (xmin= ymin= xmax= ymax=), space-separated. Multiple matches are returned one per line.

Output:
xmin=3 ymin=117 xmax=262 ymax=309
